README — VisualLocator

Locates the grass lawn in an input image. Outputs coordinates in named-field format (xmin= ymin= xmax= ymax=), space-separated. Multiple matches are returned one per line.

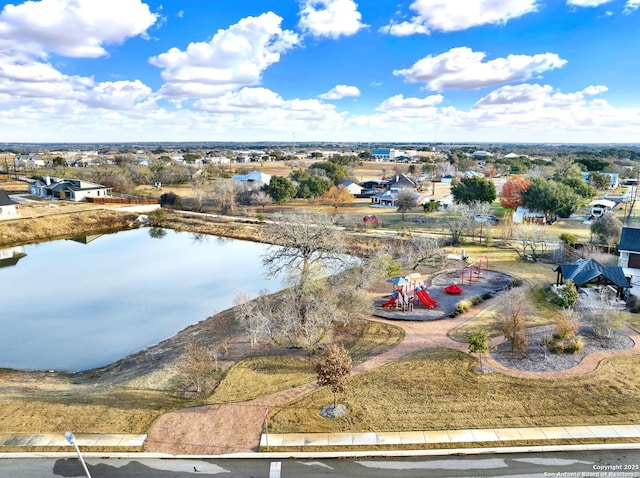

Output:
xmin=269 ymin=348 xmax=640 ymax=434
xmin=0 ymin=319 xmax=403 ymax=438
xmin=206 ymin=320 xmax=404 ymax=404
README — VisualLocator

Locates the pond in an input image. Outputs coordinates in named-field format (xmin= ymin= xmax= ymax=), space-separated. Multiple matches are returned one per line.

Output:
xmin=0 ymin=228 xmax=285 ymax=372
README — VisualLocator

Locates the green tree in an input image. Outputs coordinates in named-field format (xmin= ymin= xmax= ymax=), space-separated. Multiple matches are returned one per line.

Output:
xmin=590 ymin=212 xmax=623 ymax=252
xmin=315 ymin=344 xmax=352 ymax=409
xmin=468 ymin=330 xmax=489 ymax=370
xmin=263 ymin=175 xmax=296 ymax=203
xmin=310 ymin=161 xmax=348 ymax=184
xmin=521 ymin=178 xmax=579 ymax=219
xmin=296 ymin=174 xmax=333 ymax=198
xmin=588 ymin=171 xmax=612 ymax=190
xmin=451 ymin=176 xmax=496 ymax=205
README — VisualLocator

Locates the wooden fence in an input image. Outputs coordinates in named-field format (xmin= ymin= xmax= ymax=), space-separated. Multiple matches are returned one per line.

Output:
xmin=87 ymin=197 xmax=158 ymax=205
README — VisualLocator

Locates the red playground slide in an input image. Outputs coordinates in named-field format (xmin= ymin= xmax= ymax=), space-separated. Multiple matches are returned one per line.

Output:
xmin=416 ymin=288 xmax=438 ymax=308
xmin=381 ymin=291 xmax=398 ymax=308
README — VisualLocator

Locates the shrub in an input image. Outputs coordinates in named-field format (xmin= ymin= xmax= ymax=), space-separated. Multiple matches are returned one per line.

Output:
xmin=555 ymin=314 xmax=578 ymax=340
xmin=559 ymin=233 xmax=579 ymax=246
xmin=452 ymin=299 xmax=473 ymax=317
xmin=160 ymin=191 xmax=183 ymax=208
xmin=628 ymin=294 xmax=640 ymax=314
xmin=423 ymin=201 xmax=440 ymax=213
xmin=508 ymin=277 xmax=523 ymax=288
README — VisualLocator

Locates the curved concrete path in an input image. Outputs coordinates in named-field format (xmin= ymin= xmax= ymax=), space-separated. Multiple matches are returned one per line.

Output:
xmin=145 ymin=297 xmax=640 ymax=455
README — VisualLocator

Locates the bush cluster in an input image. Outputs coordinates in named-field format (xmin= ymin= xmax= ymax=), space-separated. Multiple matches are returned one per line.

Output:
xmin=451 ymin=295 xmax=483 ymax=317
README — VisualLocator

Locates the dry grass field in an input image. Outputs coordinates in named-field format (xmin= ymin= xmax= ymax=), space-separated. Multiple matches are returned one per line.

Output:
xmin=268 ymin=348 xmax=640 ymax=434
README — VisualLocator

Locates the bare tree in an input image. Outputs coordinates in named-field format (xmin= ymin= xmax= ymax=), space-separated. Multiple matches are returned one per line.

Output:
xmin=236 ymin=212 xmax=372 ymax=350
xmin=251 ymin=190 xmax=272 ymax=210
xmin=442 ymin=204 xmax=474 ymax=246
xmin=496 ymin=289 xmax=530 ymax=357
xmin=176 ymin=342 xmax=219 ymax=396
xmin=395 ymin=188 xmax=419 ymax=221
xmin=315 ymin=344 xmax=352 ymax=408
xmin=512 ymin=223 xmax=549 ymax=262
xmin=262 ymin=212 xmax=347 ymax=289
xmin=579 ymin=288 xmax=625 ymax=338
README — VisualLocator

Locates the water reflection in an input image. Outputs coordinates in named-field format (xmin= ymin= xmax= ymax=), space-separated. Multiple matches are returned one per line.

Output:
xmin=148 ymin=227 xmax=167 ymax=239
xmin=0 ymin=228 xmax=284 ymax=372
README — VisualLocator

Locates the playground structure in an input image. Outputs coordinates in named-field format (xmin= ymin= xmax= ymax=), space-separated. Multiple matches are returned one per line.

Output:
xmin=461 ymin=256 xmax=489 ymax=285
xmin=381 ymin=273 xmax=439 ymax=311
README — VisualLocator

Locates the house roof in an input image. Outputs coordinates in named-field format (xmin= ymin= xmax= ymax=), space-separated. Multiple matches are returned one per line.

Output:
xmin=386 ymin=174 xmax=417 ymax=189
xmin=0 ymin=190 xmax=18 ymax=206
xmin=553 ymin=258 xmax=630 ymax=288
xmin=619 ymin=227 xmax=640 ymax=253
xmin=231 ymin=171 xmax=271 ymax=184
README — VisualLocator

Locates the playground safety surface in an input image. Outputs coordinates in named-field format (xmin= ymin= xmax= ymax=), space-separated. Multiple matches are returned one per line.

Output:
xmin=374 ymin=269 xmax=514 ymax=321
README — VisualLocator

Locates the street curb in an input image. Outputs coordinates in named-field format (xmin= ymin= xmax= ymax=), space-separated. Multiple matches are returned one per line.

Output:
xmin=1 ymin=442 xmax=639 ymax=460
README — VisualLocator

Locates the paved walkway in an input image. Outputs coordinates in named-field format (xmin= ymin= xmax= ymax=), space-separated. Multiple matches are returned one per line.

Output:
xmin=261 ymin=424 xmax=640 ymax=449
xmin=145 ymin=289 xmax=640 ymax=455
xmin=0 ymin=433 xmax=146 ymax=448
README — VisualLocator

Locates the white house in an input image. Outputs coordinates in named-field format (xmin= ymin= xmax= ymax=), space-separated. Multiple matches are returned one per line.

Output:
xmin=29 ymin=177 xmax=111 ymax=202
xmin=341 ymin=181 xmax=364 ymax=195
xmin=618 ymin=226 xmax=640 ymax=297
xmin=231 ymin=171 xmax=271 ymax=188
xmin=0 ymin=190 xmax=19 ymax=220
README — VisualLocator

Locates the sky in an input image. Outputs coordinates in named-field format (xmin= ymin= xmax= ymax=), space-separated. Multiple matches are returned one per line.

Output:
xmin=0 ymin=0 xmax=639 ymax=144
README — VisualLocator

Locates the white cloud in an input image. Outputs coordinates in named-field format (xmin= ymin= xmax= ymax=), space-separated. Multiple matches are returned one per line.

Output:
xmin=0 ymin=0 xmax=158 ymax=58
xmin=150 ymin=12 xmax=299 ymax=98
xmin=299 ymin=0 xmax=367 ymax=38
xmin=318 ymin=84 xmax=360 ymax=100
xmin=567 ymin=0 xmax=614 ymax=6
xmin=377 ymin=94 xmax=444 ymax=111
xmin=82 ymin=80 xmax=154 ymax=110
xmin=394 ymin=0 xmax=538 ymax=33
xmin=624 ymin=0 xmax=640 ymax=12
xmin=393 ymin=47 xmax=567 ymax=91
xmin=379 ymin=19 xmax=430 ymax=36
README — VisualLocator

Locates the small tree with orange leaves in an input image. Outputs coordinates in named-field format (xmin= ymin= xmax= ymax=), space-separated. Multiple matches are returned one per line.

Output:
xmin=500 ymin=175 xmax=530 ymax=211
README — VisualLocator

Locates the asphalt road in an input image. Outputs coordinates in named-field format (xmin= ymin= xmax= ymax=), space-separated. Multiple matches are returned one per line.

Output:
xmin=1 ymin=449 xmax=639 ymax=477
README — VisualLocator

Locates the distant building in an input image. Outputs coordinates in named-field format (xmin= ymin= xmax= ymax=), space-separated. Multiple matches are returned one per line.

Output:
xmin=29 ymin=177 xmax=111 ymax=202
xmin=0 ymin=190 xmax=19 ymax=220
xmin=231 ymin=171 xmax=271 ymax=188
xmin=618 ymin=226 xmax=640 ymax=298
xmin=341 ymin=181 xmax=363 ymax=195
xmin=582 ymin=172 xmax=619 ymax=189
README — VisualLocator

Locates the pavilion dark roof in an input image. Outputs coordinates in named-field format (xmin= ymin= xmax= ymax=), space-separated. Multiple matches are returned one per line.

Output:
xmin=554 ymin=258 xmax=629 ymax=288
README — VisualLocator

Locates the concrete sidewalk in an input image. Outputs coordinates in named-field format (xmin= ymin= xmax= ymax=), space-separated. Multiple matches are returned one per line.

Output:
xmin=0 ymin=433 xmax=146 ymax=448
xmin=260 ymin=424 xmax=640 ymax=448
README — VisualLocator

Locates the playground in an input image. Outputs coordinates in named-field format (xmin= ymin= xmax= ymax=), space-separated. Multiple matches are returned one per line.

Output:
xmin=374 ymin=258 xmax=514 ymax=321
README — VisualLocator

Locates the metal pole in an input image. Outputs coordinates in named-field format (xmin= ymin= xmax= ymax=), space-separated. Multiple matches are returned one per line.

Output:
xmin=65 ymin=432 xmax=92 ymax=478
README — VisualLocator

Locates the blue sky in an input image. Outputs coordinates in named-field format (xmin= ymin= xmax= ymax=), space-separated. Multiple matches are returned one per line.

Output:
xmin=0 ymin=0 xmax=639 ymax=143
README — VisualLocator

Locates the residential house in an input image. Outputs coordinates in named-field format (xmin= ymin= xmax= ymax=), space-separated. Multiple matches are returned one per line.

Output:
xmin=231 ymin=171 xmax=271 ymax=189
xmin=582 ymin=172 xmax=620 ymax=189
xmin=0 ymin=190 xmax=19 ymax=219
xmin=386 ymin=173 xmax=418 ymax=192
xmin=341 ymin=181 xmax=363 ymax=196
xmin=29 ymin=177 xmax=111 ymax=202
xmin=618 ymin=226 xmax=640 ymax=297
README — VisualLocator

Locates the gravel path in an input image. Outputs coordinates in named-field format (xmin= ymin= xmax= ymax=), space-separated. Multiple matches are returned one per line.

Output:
xmin=144 ymin=281 xmax=640 ymax=455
